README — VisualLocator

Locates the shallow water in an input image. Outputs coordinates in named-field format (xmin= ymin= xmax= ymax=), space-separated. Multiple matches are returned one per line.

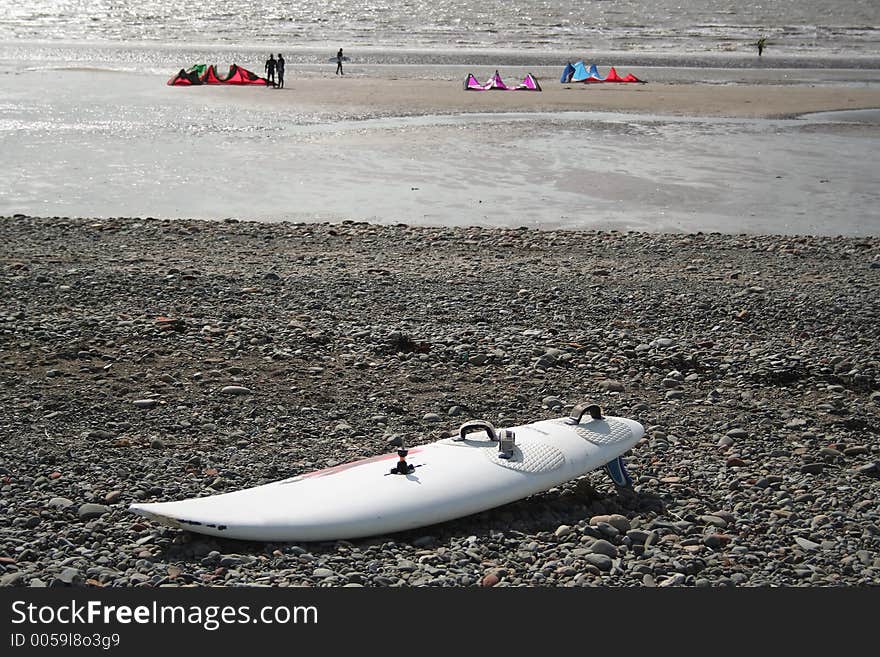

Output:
xmin=2 ymin=66 xmax=878 ymax=236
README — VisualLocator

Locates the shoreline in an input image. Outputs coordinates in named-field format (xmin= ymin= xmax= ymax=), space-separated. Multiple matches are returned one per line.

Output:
xmin=5 ymin=39 xmax=880 ymax=69
xmin=1 ymin=215 xmax=878 ymax=588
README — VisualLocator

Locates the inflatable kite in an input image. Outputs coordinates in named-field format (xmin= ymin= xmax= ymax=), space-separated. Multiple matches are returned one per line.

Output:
xmin=464 ymin=71 xmax=542 ymax=91
xmin=167 ymin=64 xmax=269 ymax=86
xmin=560 ymin=61 xmax=643 ymax=84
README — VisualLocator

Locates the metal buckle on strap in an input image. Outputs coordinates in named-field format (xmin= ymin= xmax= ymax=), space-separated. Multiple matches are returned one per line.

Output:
xmin=497 ymin=429 xmax=516 ymax=459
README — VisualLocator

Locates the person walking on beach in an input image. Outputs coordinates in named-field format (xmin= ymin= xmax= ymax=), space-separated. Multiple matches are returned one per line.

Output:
xmin=757 ymin=36 xmax=766 ymax=57
xmin=265 ymin=53 xmax=276 ymax=86
xmin=276 ymin=53 xmax=285 ymax=89
xmin=336 ymin=48 xmax=344 ymax=75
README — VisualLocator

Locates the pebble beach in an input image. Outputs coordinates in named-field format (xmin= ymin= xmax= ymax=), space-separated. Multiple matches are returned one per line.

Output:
xmin=1 ymin=214 xmax=878 ymax=588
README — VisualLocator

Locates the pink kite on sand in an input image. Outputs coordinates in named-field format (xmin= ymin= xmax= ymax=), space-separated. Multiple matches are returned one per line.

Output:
xmin=464 ymin=71 xmax=542 ymax=91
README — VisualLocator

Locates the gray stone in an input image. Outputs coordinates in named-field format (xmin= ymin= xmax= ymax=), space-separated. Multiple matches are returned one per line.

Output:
xmin=220 ymin=385 xmax=252 ymax=395
xmin=854 ymin=462 xmax=878 ymax=476
xmin=590 ymin=514 xmax=631 ymax=533
xmin=55 ymin=567 xmax=81 ymax=585
xmin=534 ymin=354 xmax=558 ymax=369
xmin=133 ymin=399 xmax=157 ymax=409
xmin=626 ymin=529 xmax=650 ymax=544
xmin=78 ymin=503 xmax=110 ymax=520
xmin=795 ymin=537 xmax=820 ymax=551
xmin=554 ymin=525 xmax=573 ymax=539
xmin=47 ymin=497 xmax=75 ymax=510
xmin=595 ymin=522 xmax=619 ymax=538
xmin=703 ymin=534 xmax=731 ymax=549
xmin=659 ymin=573 xmax=687 ymax=587
xmin=583 ymin=553 xmax=613 ymax=571
xmin=699 ymin=515 xmax=728 ymax=528
xmin=0 ymin=572 xmax=23 ymax=587
xmin=104 ymin=490 xmax=123 ymax=504
xmin=588 ymin=539 xmax=618 ymax=558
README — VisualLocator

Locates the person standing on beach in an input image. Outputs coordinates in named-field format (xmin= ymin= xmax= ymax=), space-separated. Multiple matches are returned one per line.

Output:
xmin=265 ymin=53 xmax=276 ymax=86
xmin=276 ymin=53 xmax=285 ymax=88
xmin=757 ymin=37 xmax=766 ymax=57
xmin=336 ymin=48 xmax=344 ymax=75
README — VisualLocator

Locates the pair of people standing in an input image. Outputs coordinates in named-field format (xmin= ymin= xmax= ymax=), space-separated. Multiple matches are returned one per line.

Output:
xmin=264 ymin=53 xmax=285 ymax=88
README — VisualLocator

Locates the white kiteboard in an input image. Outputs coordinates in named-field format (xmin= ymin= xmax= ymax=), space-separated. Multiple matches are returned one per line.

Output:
xmin=130 ymin=403 xmax=643 ymax=542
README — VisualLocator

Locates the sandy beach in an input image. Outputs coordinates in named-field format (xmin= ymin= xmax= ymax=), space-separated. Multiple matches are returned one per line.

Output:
xmin=244 ymin=75 xmax=880 ymax=119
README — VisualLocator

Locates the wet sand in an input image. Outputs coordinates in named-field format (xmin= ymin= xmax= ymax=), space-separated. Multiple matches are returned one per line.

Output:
xmin=1 ymin=65 xmax=879 ymax=234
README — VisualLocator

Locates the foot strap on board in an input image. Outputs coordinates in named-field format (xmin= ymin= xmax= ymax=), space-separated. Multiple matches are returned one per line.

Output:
xmin=566 ymin=403 xmax=603 ymax=425
xmin=604 ymin=456 xmax=633 ymax=488
xmin=456 ymin=420 xmax=497 ymax=442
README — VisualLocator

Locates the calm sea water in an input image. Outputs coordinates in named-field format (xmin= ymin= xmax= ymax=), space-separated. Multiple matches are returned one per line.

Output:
xmin=1 ymin=0 xmax=878 ymax=58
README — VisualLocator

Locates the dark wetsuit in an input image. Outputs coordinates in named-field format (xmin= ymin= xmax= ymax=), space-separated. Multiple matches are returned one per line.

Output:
xmin=336 ymin=49 xmax=344 ymax=75
xmin=265 ymin=57 xmax=276 ymax=85
xmin=276 ymin=56 xmax=285 ymax=88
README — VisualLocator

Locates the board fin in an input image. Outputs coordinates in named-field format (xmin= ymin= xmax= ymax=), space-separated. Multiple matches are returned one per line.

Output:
xmin=604 ymin=455 xmax=633 ymax=487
